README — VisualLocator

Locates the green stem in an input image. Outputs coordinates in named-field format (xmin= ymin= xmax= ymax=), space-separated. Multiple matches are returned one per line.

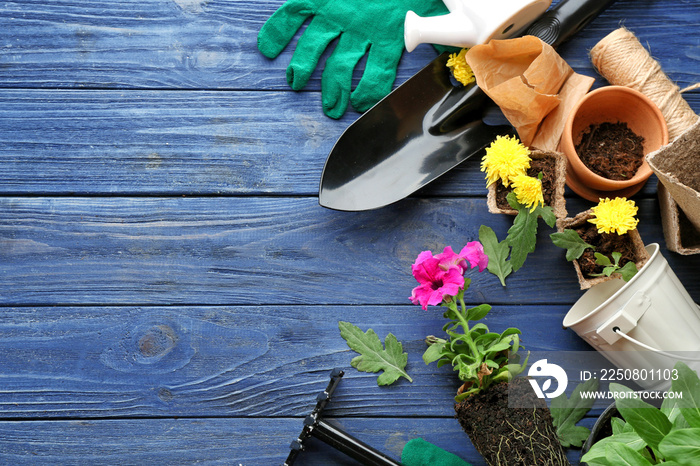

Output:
xmin=455 ymin=295 xmax=480 ymax=361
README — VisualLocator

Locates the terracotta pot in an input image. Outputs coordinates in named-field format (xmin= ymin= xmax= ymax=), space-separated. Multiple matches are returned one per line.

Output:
xmin=561 ymin=85 xmax=669 ymax=202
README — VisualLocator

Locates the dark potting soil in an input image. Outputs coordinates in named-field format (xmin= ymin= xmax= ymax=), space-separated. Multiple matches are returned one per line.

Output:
xmin=495 ymin=157 xmax=556 ymax=209
xmin=575 ymin=122 xmax=645 ymax=180
xmin=575 ymin=222 xmax=637 ymax=277
xmin=454 ymin=377 xmax=570 ymax=466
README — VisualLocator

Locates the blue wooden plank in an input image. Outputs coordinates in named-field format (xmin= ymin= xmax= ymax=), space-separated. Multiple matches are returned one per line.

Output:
xmin=0 ymin=2 xmax=697 ymax=465
xmin=0 ymin=0 xmax=440 ymax=90
xmin=2 ymin=197 xmax=697 ymax=306
xmin=0 ymin=89 xmax=696 ymax=196
xmin=0 ymin=417 xmax=592 ymax=465
xmin=0 ymin=0 xmax=698 ymax=92
xmin=0 ymin=89 xmax=351 ymax=195
xmin=0 ymin=304 xmax=592 ymax=419
xmin=1 ymin=1 xmax=698 ymax=197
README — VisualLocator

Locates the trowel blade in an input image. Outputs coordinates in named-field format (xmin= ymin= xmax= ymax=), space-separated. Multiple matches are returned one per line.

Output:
xmin=318 ymin=0 xmax=618 ymax=211
xmin=319 ymin=53 xmax=514 ymax=211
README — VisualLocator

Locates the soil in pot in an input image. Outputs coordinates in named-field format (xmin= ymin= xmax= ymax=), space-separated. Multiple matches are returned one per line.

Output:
xmin=575 ymin=122 xmax=645 ymax=181
xmin=495 ymin=157 xmax=557 ymax=209
xmin=575 ymin=222 xmax=637 ymax=277
xmin=454 ymin=377 xmax=570 ymax=466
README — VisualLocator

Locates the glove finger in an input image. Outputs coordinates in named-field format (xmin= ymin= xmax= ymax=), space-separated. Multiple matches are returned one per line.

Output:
xmin=322 ymin=33 xmax=369 ymax=119
xmin=351 ymin=43 xmax=402 ymax=113
xmin=258 ymin=0 xmax=317 ymax=59
xmin=286 ymin=16 xmax=339 ymax=91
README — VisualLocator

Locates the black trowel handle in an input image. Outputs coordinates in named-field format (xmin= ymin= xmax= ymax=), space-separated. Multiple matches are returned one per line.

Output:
xmin=526 ymin=0 xmax=617 ymax=48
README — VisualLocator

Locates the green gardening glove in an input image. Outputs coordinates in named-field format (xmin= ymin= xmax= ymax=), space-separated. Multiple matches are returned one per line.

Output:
xmin=402 ymin=438 xmax=473 ymax=466
xmin=258 ymin=0 xmax=448 ymax=119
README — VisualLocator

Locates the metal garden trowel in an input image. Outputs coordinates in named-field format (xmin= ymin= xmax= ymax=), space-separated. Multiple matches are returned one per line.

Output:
xmin=319 ymin=0 xmax=617 ymax=211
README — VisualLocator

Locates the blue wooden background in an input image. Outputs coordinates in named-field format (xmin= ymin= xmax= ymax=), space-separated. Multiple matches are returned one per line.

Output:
xmin=1 ymin=0 xmax=699 ymax=464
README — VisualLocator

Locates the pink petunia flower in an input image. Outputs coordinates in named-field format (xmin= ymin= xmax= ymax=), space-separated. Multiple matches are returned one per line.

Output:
xmin=409 ymin=242 xmax=489 ymax=310
xmin=434 ymin=242 xmax=488 ymax=273
xmin=460 ymin=241 xmax=488 ymax=272
xmin=409 ymin=251 xmax=465 ymax=310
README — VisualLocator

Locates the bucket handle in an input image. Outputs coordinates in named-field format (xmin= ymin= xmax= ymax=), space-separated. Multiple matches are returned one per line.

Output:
xmin=614 ymin=327 xmax=700 ymax=362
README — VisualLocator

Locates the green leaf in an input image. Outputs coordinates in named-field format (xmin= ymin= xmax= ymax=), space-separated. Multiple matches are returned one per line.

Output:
xmin=534 ymin=204 xmax=557 ymax=228
xmin=604 ymin=442 xmax=654 ymax=466
xmin=506 ymin=191 xmax=521 ymax=210
xmin=507 ymin=331 xmax=521 ymax=353
xmin=550 ymin=378 xmax=599 ymax=447
xmin=505 ymin=200 xmax=539 ymax=272
xmin=338 ymin=321 xmax=412 ymax=386
xmin=478 ymin=225 xmax=512 ymax=286
xmin=482 ymin=339 xmax=515 ymax=356
xmin=551 ymin=229 xmax=595 ymax=261
xmin=658 ymin=428 xmax=700 ymax=464
xmin=672 ymin=361 xmax=700 ymax=428
xmin=611 ymin=416 xmax=636 ymax=435
xmin=473 ymin=332 xmax=499 ymax=348
xmin=611 ymin=251 xmax=622 ymax=263
xmin=595 ymin=252 xmax=613 ymax=267
xmin=581 ymin=433 xmax=648 ymax=464
xmin=422 ymin=341 xmax=446 ymax=365
xmin=466 ymin=303 xmax=491 ymax=322
xmin=661 ymin=392 xmax=683 ymax=423
xmin=618 ymin=261 xmax=639 ymax=281
xmin=611 ymin=383 xmax=672 ymax=450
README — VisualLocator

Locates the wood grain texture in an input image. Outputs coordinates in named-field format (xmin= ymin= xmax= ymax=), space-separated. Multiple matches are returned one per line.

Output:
xmin=0 ymin=0 xmax=439 ymax=90
xmin=0 ymin=89 xmax=350 ymax=195
xmin=0 ymin=417 xmax=596 ymax=465
xmin=2 ymin=197 xmax=698 ymax=306
xmin=0 ymin=305 xmax=593 ymax=419
xmin=1 ymin=0 xmax=698 ymax=91
xmin=1 ymin=89 xmax=697 ymax=196
xmin=2 ymin=1 xmax=699 ymax=464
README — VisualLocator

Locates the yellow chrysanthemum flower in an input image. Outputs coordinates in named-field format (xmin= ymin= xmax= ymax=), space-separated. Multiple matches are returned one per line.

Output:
xmin=446 ymin=48 xmax=475 ymax=86
xmin=589 ymin=197 xmax=639 ymax=235
xmin=512 ymin=174 xmax=544 ymax=212
xmin=480 ymin=135 xmax=531 ymax=187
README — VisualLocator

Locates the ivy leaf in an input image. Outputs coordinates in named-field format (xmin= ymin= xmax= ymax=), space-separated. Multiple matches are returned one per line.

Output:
xmin=478 ymin=225 xmax=512 ymax=286
xmin=551 ymin=229 xmax=595 ymax=261
xmin=338 ymin=321 xmax=412 ymax=386
xmin=550 ymin=378 xmax=599 ymax=447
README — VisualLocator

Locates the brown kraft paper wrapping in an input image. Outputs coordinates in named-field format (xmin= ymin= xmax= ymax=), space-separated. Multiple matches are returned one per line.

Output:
xmin=466 ymin=36 xmax=594 ymax=150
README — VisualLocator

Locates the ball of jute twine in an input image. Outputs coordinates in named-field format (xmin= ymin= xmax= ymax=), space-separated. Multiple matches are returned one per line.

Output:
xmin=590 ymin=27 xmax=699 ymax=140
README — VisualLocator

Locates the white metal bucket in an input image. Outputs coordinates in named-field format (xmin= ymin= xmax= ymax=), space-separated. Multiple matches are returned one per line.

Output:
xmin=563 ymin=243 xmax=700 ymax=390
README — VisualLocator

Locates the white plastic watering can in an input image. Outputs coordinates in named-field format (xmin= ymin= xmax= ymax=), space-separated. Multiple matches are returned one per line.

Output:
xmin=404 ymin=0 xmax=552 ymax=52
xmin=564 ymin=244 xmax=700 ymax=391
